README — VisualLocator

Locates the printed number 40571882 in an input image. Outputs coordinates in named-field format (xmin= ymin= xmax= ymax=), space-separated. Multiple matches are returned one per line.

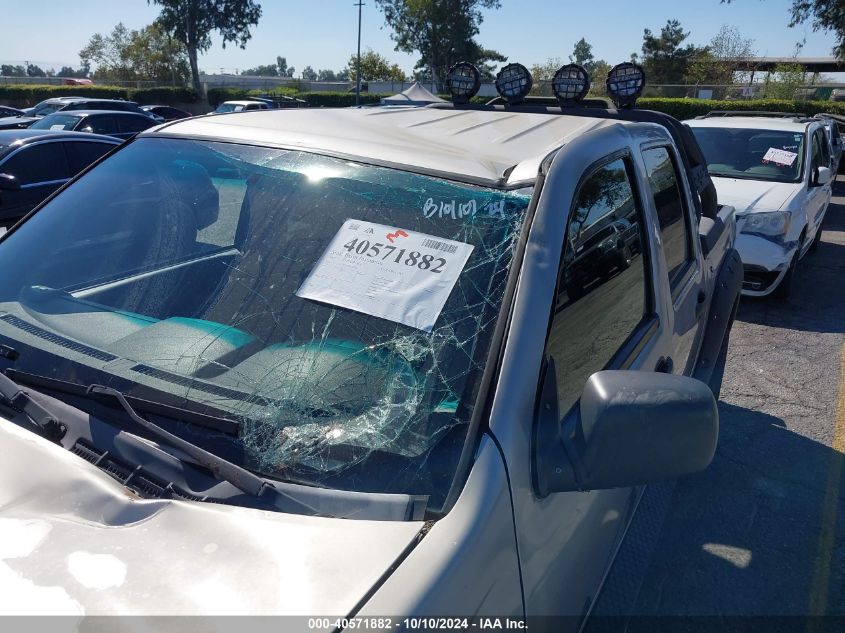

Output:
xmin=342 ymin=238 xmax=446 ymax=273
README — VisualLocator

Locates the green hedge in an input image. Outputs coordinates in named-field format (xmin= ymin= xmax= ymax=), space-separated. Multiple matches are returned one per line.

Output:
xmin=637 ymin=97 xmax=845 ymax=120
xmin=0 ymin=84 xmax=197 ymax=106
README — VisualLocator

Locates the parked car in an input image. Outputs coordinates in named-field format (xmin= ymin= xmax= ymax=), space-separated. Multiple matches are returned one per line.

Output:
xmin=686 ymin=112 xmax=833 ymax=298
xmin=29 ymin=110 xmax=158 ymax=140
xmin=0 ymin=114 xmax=38 ymax=130
xmin=0 ymin=106 xmax=25 ymax=118
xmin=251 ymin=95 xmax=309 ymax=109
xmin=21 ymin=96 xmax=85 ymax=117
xmin=58 ymin=98 xmax=164 ymax=122
xmin=563 ymin=221 xmax=635 ymax=300
xmin=0 ymin=129 xmax=119 ymax=226
xmin=214 ymin=99 xmax=271 ymax=113
xmin=0 ymin=62 xmax=741 ymax=628
xmin=140 ymin=104 xmax=192 ymax=121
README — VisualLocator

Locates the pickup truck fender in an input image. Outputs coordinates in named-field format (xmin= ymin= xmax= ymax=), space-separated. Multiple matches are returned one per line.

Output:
xmin=692 ymin=247 xmax=743 ymax=396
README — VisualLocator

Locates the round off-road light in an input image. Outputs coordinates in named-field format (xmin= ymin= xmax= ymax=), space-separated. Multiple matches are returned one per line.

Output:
xmin=495 ymin=63 xmax=533 ymax=105
xmin=606 ymin=62 xmax=646 ymax=107
xmin=552 ymin=64 xmax=591 ymax=103
xmin=447 ymin=62 xmax=481 ymax=104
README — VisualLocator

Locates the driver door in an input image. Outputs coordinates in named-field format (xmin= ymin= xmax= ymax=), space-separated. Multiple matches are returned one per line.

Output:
xmin=511 ymin=154 xmax=670 ymax=622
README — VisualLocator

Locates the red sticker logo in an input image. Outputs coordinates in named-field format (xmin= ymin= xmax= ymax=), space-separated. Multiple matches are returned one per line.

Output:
xmin=386 ymin=229 xmax=409 ymax=243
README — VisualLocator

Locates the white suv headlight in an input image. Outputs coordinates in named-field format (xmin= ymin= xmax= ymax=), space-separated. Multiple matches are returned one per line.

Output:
xmin=739 ymin=211 xmax=791 ymax=237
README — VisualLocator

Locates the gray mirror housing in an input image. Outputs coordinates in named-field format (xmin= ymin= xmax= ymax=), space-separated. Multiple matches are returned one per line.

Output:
xmin=534 ymin=366 xmax=718 ymax=497
xmin=816 ymin=166 xmax=833 ymax=186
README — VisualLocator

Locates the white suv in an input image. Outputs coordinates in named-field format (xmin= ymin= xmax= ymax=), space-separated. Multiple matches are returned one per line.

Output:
xmin=686 ymin=113 xmax=833 ymax=297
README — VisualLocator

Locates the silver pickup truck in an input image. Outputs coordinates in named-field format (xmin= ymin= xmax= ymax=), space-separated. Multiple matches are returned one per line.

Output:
xmin=0 ymin=62 xmax=740 ymax=630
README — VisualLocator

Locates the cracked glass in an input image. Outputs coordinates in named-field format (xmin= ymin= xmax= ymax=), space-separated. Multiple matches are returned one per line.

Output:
xmin=0 ymin=137 xmax=533 ymax=508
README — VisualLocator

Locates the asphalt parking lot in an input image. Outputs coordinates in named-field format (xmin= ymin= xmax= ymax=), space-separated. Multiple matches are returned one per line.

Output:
xmin=588 ymin=176 xmax=845 ymax=630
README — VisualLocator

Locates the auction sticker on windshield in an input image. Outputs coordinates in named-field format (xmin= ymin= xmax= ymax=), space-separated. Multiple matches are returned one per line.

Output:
xmin=297 ymin=219 xmax=474 ymax=332
xmin=763 ymin=147 xmax=798 ymax=166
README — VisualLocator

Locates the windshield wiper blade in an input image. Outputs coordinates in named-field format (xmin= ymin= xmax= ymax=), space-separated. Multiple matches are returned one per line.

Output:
xmin=0 ymin=372 xmax=67 ymax=441
xmin=87 ymin=384 xmax=313 ymax=512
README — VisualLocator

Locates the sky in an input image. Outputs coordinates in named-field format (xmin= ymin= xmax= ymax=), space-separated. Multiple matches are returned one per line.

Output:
xmin=0 ymin=0 xmax=838 ymax=76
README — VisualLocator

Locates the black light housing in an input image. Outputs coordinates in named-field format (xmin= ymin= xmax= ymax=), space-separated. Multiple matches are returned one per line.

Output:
xmin=495 ymin=63 xmax=533 ymax=105
xmin=606 ymin=62 xmax=646 ymax=108
xmin=552 ymin=64 xmax=591 ymax=104
xmin=446 ymin=62 xmax=482 ymax=104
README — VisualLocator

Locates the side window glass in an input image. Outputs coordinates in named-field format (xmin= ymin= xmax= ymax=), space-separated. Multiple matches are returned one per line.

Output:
xmin=64 ymin=142 xmax=114 ymax=173
xmin=817 ymin=130 xmax=831 ymax=165
xmin=547 ymin=158 xmax=649 ymax=414
xmin=85 ymin=116 xmax=116 ymax=135
xmin=642 ymin=146 xmax=693 ymax=288
xmin=1 ymin=144 xmax=69 ymax=185
xmin=118 ymin=116 xmax=152 ymax=133
xmin=811 ymin=133 xmax=823 ymax=169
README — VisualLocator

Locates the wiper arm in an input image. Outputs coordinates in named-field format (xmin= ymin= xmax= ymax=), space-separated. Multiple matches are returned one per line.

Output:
xmin=87 ymin=385 xmax=313 ymax=512
xmin=0 ymin=372 xmax=67 ymax=441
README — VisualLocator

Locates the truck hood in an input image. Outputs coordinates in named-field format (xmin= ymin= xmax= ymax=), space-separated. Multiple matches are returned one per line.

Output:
xmin=711 ymin=177 xmax=798 ymax=213
xmin=0 ymin=420 xmax=423 ymax=616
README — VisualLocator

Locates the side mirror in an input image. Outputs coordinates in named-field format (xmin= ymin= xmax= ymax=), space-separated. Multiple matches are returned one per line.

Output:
xmin=815 ymin=166 xmax=833 ymax=186
xmin=533 ymin=365 xmax=718 ymax=497
xmin=0 ymin=174 xmax=20 ymax=191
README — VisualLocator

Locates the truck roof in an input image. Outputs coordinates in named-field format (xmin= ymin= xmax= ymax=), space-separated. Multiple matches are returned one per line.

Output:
xmin=144 ymin=106 xmax=634 ymax=186
xmin=685 ymin=116 xmax=814 ymax=133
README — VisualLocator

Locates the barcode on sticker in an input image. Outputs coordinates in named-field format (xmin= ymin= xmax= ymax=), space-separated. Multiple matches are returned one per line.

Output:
xmin=422 ymin=239 xmax=458 ymax=254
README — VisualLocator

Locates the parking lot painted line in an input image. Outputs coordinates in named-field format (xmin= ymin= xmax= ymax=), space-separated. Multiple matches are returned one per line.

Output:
xmin=808 ymin=340 xmax=845 ymax=619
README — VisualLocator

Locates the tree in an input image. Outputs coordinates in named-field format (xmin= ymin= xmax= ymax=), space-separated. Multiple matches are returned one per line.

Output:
xmin=242 ymin=63 xmax=278 ymax=76
xmin=640 ymin=19 xmax=704 ymax=86
xmin=301 ymin=65 xmax=317 ymax=81
xmin=531 ymin=57 xmax=563 ymax=84
xmin=80 ymin=23 xmax=134 ymax=81
xmin=570 ymin=38 xmax=607 ymax=76
xmin=80 ymin=22 xmax=190 ymax=84
xmin=1 ymin=65 xmax=27 ymax=77
xmin=789 ymin=1 xmax=845 ymax=57
xmin=722 ymin=0 xmax=845 ymax=60
xmin=57 ymin=65 xmax=89 ymax=78
xmin=26 ymin=64 xmax=47 ymax=78
xmin=317 ymin=68 xmax=338 ymax=81
xmin=124 ymin=22 xmax=191 ymax=84
xmin=761 ymin=62 xmax=807 ymax=99
xmin=276 ymin=56 xmax=295 ymax=78
xmin=686 ymin=25 xmax=755 ymax=87
xmin=347 ymin=49 xmax=406 ymax=82
xmin=149 ymin=0 xmax=262 ymax=93
xmin=374 ymin=0 xmax=505 ymax=89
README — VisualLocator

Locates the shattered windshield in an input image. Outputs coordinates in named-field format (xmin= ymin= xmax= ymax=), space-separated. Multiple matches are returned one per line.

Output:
xmin=0 ymin=137 xmax=532 ymax=509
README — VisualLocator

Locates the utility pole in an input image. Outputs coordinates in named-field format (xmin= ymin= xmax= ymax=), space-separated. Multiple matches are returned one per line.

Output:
xmin=355 ymin=0 xmax=365 ymax=105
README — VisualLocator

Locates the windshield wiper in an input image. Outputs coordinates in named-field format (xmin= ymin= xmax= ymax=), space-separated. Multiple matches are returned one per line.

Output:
xmin=85 ymin=384 xmax=314 ymax=512
xmin=0 ymin=372 xmax=67 ymax=441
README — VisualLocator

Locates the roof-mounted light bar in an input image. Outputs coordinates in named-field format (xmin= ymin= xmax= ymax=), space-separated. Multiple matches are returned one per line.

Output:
xmin=552 ymin=64 xmax=591 ymax=104
xmin=495 ymin=63 xmax=533 ymax=105
xmin=606 ymin=62 xmax=646 ymax=108
xmin=447 ymin=62 xmax=482 ymax=104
